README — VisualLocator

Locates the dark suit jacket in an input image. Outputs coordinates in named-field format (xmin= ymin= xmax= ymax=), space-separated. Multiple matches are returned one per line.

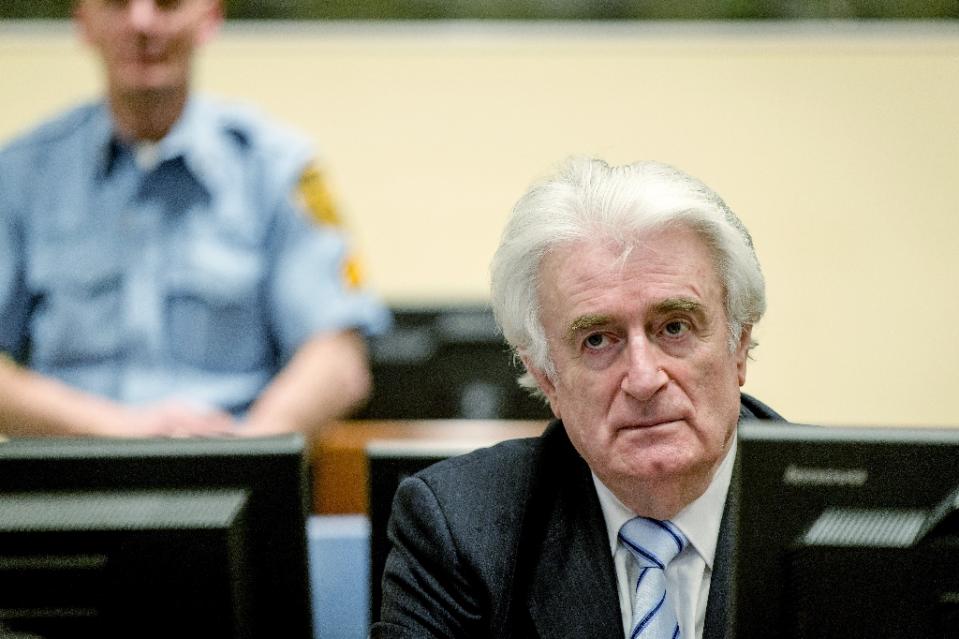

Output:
xmin=372 ymin=394 xmax=782 ymax=639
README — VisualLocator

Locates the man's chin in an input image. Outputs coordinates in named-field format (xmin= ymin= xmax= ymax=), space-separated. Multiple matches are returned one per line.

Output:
xmin=114 ymin=68 xmax=182 ymax=95
xmin=613 ymin=420 xmax=686 ymax=448
xmin=612 ymin=440 xmax=709 ymax=484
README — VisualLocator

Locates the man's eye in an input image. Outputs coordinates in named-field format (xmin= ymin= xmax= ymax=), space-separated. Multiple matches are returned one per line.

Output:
xmin=663 ymin=321 xmax=689 ymax=337
xmin=584 ymin=333 xmax=608 ymax=349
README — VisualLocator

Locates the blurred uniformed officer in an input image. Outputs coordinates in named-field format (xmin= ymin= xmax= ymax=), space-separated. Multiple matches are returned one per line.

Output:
xmin=0 ymin=0 xmax=391 ymax=437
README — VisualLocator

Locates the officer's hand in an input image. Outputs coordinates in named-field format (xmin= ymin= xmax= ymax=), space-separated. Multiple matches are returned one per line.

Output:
xmin=128 ymin=402 xmax=239 ymax=438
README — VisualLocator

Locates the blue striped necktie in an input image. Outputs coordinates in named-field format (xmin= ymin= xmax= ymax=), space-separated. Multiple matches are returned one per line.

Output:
xmin=618 ymin=517 xmax=688 ymax=639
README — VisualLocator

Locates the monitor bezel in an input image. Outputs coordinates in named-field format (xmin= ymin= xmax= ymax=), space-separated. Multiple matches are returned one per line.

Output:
xmin=0 ymin=434 xmax=314 ymax=639
xmin=733 ymin=421 xmax=959 ymax=638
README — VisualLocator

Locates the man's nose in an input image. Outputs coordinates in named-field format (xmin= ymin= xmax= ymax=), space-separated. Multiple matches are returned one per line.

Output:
xmin=620 ymin=336 xmax=669 ymax=401
xmin=128 ymin=0 xmax=161 ymax=31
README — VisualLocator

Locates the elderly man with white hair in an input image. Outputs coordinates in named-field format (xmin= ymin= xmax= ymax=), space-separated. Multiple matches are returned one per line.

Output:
xmin=372 ymin=157 xmax=783 ymax=639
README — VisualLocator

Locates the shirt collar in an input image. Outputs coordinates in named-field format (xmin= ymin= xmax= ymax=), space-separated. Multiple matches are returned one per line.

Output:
xmin=593 ymin=435 xmax=738 ymax=570
xmin=90 ymin=101 xmax=119 ymax=178
xmin=94 ymin=95 xmax=224 ymax=192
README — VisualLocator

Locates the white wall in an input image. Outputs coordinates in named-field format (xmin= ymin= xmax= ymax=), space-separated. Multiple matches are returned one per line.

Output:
xmin=2 ymin=20 xmax=958 ymax=427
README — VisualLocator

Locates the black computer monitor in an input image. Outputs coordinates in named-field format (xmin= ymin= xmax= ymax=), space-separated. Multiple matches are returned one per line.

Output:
xmin=367 ymin=440 xmax=484 ymax=622
xmin=356 ymin=305 xmax=552 ymax=421
xmin=734 ymin=421 xmax=959 ymax=638
xmin=0 ymin=435 xmax=314 ymax=639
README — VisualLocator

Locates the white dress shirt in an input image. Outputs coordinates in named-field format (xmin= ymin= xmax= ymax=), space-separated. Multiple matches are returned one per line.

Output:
xmin=593 ymin=437 xmax=737 ymax=639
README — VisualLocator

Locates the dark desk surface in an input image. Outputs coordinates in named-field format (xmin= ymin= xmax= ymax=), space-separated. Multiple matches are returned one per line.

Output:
xmin=309 ymin=419 xmax=548 ymax=514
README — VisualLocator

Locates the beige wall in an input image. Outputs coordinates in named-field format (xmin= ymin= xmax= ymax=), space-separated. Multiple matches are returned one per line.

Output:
xmin=2 ymin=21 xmax=958 ymax=427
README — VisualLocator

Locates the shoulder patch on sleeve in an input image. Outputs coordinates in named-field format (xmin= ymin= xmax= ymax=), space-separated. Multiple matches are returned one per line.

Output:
xmin=297 ymin=162 xmax=342 ymax=227
xmin=343 ymin=255 xmax=364 ymax=289
xmin=294 ymin=162 xmax=366 ymax=289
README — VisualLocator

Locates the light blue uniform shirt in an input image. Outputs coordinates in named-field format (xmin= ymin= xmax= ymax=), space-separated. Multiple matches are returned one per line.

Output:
xmin=0 ymin=96 xmax=390 ymax=416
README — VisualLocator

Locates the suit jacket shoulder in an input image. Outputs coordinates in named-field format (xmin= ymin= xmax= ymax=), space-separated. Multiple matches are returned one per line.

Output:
xmin=374 ymin=422 xmax=622 ymax=639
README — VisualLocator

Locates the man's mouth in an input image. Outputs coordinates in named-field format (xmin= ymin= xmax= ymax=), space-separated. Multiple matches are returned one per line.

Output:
xmin=618 ymin=418 xmax=682 ymax=430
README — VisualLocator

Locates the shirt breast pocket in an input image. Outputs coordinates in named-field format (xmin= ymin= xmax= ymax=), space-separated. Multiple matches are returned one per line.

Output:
xmin=26 ymin=243 xmax=125 ymax=367
xmin=165 ymin=241 xmax=270 ymax=372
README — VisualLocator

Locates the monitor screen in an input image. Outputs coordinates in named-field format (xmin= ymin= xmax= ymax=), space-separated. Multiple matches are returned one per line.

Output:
xmin=356 ymin=305 xmax=552 ymax=420
xmin=734 ymin=421 xmax=959 ymax=638
xmin=0 ymin=435 xmax=314 ymax=639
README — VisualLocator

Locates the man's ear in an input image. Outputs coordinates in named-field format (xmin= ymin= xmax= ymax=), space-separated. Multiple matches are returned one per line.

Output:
xmin=736 ymin=325 xmax=752 ymax=387
xmin=521 ymin=355 xmax=561 ymax=419
xmin=73 ymin=1 xmax=94 ymax=46
xmin=195 ymin=0 xmax=224 ymax=46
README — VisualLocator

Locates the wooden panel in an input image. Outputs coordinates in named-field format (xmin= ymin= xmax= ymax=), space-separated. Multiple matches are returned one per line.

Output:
xmin=309 ymin=419 xmax=547 ymax=514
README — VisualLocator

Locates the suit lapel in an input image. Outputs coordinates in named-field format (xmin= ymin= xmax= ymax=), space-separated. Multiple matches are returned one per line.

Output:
xmin=524 ymin=425 xmax=623 ymax=639
xmin=702 ymin=435 xmax=742 ymax=639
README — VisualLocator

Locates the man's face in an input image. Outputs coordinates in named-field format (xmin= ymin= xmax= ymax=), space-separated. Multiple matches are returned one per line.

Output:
xmin=75 ymin=0 xmax=221 ymax=98
xmin=527 ymin=225 xmax=750 ymax=517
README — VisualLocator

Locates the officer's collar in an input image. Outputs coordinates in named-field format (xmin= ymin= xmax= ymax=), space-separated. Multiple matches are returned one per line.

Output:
xmin=91 ymin=103 xmax=118 ymax=177
xmin=95 ymin=95 xmax=226 ymax=193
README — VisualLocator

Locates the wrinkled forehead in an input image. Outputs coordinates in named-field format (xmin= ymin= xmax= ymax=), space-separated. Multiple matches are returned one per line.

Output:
xmin=534 ymin=224 xmax=732 ymax=337
xmin=537 ymin=221 xmax=724 ymax=283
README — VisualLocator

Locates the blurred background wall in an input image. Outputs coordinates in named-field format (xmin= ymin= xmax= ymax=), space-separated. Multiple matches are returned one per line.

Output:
xmin=1 ymin=17 xmax=957 ymax=427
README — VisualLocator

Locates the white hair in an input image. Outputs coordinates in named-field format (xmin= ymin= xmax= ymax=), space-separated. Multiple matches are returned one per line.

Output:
xmin=489 ymin=157 xmax=766 ymax=396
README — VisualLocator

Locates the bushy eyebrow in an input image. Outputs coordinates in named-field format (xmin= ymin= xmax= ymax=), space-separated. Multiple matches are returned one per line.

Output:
xmin=652 ymin=298 xmax=708 ymax=325
xmin=563 ymin=298 xmax=708 ymax=344
xmin=565 ymin=314 xmax=611 ymax=344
